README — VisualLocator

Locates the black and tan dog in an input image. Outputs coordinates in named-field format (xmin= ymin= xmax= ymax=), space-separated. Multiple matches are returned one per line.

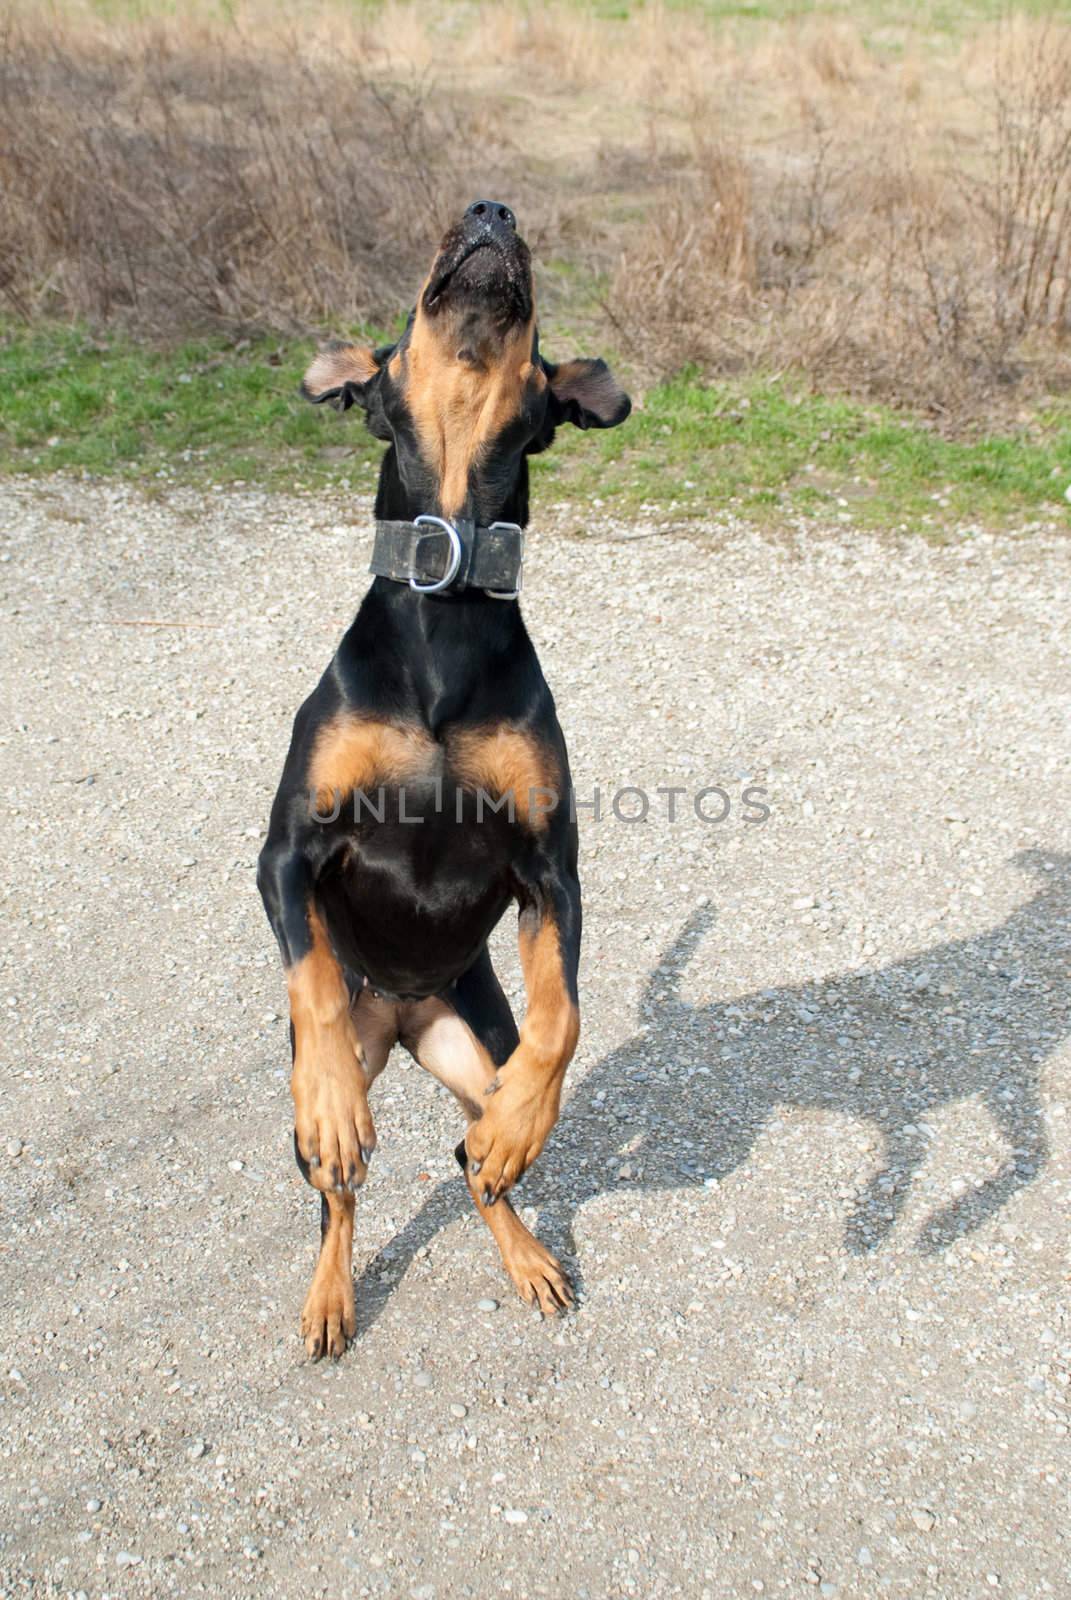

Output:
xmin=258 ymin=200 xmax=630 ymax=1357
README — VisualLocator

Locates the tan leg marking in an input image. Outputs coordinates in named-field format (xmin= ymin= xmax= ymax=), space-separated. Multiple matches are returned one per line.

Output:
xmin=307 ymin=715 xmax=436 ymax=813
xmin=448 ymin=725 xmax=559 ymax=830
xmin=350 ymin=987 xmax=400 ymax=1086
xmin=403 ymin=998 xmax=573 ymax=1315
xmin=287 ymin=909 xmax=377 ymax=1195
xmin=402 ymin=997 xmax=492 ymax=1121
xmin=464 ymin=918 xmax=579 ymax=1203
xmin=301 ymin=1190 xmax=356 ymax=1360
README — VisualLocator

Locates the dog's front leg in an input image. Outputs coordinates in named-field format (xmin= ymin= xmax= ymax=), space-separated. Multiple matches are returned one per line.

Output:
xmin=464 ymin=876 xmax=581 ymax=1207
xmin=284 ymin=904 xmax=377 ymax=1197
xmin=258 ymin=844 xmax=376 ymax=1357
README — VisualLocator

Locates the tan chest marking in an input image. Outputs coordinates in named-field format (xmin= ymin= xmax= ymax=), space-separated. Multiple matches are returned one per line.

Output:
xmin=308 ymin=716 xmax=437 ymax=810
xmin=449 ymin=725 xmax=559 ymax=830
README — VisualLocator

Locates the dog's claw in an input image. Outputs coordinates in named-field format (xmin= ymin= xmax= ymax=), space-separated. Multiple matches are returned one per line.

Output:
xmin=309 ymin=1154 xmax=321 ymax=1169
xmin=361 ymin=1145 xmax=374 ymax=1164
xmin=470 ymin=1159 xmax=482 ymax=1176
xmin=484 ymin=1078 xmax=501 ymax=1096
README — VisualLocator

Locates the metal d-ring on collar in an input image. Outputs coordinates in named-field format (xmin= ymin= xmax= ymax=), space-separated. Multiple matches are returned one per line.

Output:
xmin=409 ymin=514 xmax=463 ymax=594
xmin=406 ymin=515 xmax=522 ymax=599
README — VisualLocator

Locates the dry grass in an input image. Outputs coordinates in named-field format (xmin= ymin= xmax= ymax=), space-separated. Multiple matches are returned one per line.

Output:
xmin=0 ymin=8 xmax=508 ymax=331
xmin=2 ymin=2 xmax=1071 ymax=422
xmin=612 ymin=16 xmax=1071 ymax=414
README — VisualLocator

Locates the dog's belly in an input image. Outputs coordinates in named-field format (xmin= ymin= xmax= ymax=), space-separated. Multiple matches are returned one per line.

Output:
xmin=315 ymin=800 xmax=517 ymax=998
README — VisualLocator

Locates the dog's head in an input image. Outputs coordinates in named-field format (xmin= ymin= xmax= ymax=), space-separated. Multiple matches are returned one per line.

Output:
xmin=302 ymin=201 xmax=631 ymax=525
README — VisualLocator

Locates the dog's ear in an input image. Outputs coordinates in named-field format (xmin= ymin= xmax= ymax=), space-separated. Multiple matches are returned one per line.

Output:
xmin=543 ymin=357 xmax=631 ymax=431
xmin=301 ymin=341 xmax=384 ymax=412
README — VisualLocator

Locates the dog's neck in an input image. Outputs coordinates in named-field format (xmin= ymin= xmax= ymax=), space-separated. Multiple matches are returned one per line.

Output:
xmin=372 ymin=440 xmax=531 ymax=530
xmin=355 ymin=403 xmax=539 ymax=732
xmin=358 ymin=573 xmax=532 ymax=732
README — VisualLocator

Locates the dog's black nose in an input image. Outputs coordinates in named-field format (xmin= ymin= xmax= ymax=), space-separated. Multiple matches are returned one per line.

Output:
xmin=465 ymin=199 xmax=516 ymax=231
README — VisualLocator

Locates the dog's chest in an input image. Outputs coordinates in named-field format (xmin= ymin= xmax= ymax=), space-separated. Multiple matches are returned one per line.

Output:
xmin=308 ymin=714 xmax=559 ymax=837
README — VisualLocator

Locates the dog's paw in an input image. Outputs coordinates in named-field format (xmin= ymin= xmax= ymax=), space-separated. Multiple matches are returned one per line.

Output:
xmin=300 ymin=1256 xmax=356 ymax=1360
xmin=501 ymin=1233 xmax=574 ymax=1317
xmin=465 ymin=1069 xmax=559 ymax=1204
xmin=293 ymin=1057 xmax=377 ymax=1195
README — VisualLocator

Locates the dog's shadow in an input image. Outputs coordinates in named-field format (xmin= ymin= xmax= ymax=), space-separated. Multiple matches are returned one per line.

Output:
xmin=355 ymin=849 xmax=1064 ymax=1328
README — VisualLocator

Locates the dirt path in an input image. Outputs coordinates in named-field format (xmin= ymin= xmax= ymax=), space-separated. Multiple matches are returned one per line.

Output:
xmin=0 ymin=478 xmax=1068 ymax=1598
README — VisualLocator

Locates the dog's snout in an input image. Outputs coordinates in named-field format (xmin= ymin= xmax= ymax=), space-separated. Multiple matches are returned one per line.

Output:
xmin=465 ymin=199 xmax=516 ymax=232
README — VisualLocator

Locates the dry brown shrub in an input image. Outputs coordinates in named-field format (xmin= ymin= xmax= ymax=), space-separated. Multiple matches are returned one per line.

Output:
xmin=752 ymin=18 xmax=872 ymax=94
xmin=612 ymin=18 xmax=1071 ymax=416
xmin=0 ymin=10 xmax=505 ymax=333
xmin=989 ymin=21 xmax=1071 ymax=342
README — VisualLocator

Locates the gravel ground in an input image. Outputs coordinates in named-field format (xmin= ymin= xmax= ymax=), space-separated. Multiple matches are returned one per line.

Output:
xmin=0 ymin=476 xmax=1069 ymax=1600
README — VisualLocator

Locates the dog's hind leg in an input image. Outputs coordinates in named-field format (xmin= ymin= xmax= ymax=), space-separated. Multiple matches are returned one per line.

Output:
xmin=403 ymin=951 xmax=573 ymax=1315
xmin=300 ymin=1189 xmax=357 ymax=1359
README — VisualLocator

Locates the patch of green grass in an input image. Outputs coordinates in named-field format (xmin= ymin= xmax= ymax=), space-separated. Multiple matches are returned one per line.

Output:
xmin=533 ymin=368 xmax=1071 ymax=531
xmin=0 ymin=323 xmax=387 ymax=492
xmin=2 ymin=325 xmax=1068 ymax=532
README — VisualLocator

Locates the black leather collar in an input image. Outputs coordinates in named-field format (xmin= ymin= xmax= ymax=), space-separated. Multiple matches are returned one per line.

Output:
xmin=370 ymin=518 xmax=524 ymax=598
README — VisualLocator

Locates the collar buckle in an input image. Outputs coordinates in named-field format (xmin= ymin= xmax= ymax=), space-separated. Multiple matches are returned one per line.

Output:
xmin=482 ymin=522 xmax=523 ymax=599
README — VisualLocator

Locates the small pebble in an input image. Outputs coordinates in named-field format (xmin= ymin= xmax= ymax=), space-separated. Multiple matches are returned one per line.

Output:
xmin=476 ymin=1298 xmax=499 ymax=1313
